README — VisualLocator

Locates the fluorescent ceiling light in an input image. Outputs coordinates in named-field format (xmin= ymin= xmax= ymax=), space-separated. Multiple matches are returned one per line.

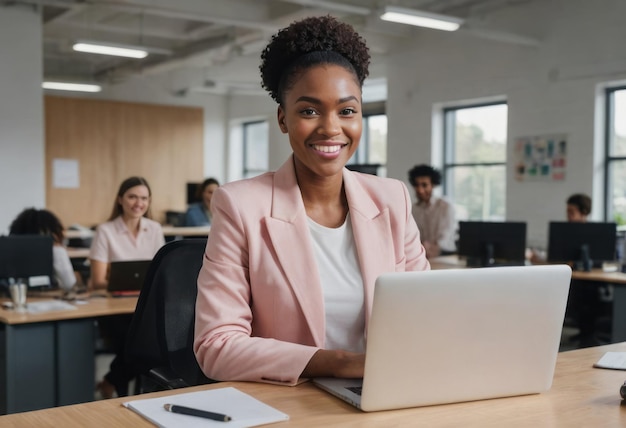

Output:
xmin=42 ymin=81 xmax=102 ymax=93
xmin=73 ymin=42 xmax=148 ymax=59
xmin=380 ymin=6 xmax=463 ymax=31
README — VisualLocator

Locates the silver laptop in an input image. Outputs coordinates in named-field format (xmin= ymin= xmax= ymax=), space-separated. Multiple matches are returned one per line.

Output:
xmin=313 ymin=265 xmax=571 ymax=412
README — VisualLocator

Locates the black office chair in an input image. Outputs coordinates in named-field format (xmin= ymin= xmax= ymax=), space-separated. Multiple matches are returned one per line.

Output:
xmin=125 ymin=238 xmax=215 ymax=393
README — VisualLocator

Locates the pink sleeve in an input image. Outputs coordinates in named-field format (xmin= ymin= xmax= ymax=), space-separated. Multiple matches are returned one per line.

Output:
xmin=193 ymin=187 xmax=318 ymax=385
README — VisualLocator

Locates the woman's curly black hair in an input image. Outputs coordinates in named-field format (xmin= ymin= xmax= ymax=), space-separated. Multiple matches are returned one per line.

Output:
xmin=260 ymin=15 xmax=370 ymax=105
xmin=9 ymin=208 xmax=65 ymax=244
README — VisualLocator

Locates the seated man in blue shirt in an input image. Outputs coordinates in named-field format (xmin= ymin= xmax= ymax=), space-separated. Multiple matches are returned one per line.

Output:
xmin=185 ymin=178 xmax=220 ymax=226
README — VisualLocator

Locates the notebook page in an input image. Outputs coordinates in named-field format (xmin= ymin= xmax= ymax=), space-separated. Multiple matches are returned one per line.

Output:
xmin=123 ymin=386 xmax=289 ymax=428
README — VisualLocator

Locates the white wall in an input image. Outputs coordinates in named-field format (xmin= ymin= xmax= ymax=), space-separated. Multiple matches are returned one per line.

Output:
xmin=385 ymin=0 xmax=626 ymax=247
xmin=0 ymin=6 xmax=44 ymax=234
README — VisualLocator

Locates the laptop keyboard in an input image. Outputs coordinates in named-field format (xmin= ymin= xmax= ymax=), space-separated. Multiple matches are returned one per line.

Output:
xmin=346 ymin=386 xmax=363 ymax=396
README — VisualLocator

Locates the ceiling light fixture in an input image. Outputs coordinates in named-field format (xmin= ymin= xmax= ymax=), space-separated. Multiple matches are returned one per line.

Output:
xmin=380 ymin=6 xmax=464 ymax=32
xmin=42 ymin=81 xmax=102 ymax=93
xmin=72 ymin=41 xmax=149 ymax=59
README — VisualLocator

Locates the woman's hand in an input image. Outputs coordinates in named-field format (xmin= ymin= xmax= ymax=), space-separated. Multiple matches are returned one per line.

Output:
xmin=302 ymin=349 xmax=365 ymax=379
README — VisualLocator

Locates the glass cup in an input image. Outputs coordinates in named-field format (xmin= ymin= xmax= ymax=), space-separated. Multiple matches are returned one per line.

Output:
xmin=9 ymin=280 xmax=27 ymax=312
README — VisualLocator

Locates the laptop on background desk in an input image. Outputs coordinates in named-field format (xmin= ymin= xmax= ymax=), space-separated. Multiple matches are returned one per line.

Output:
xmin=313 ymin=265 xmax=572 ymax=412
xmin=107 ymin=260 xmax=151 ymax=297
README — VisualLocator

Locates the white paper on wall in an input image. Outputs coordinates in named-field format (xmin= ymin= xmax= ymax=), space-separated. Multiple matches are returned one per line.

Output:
xmin=52 ymin=158 xmax=80 ymax=189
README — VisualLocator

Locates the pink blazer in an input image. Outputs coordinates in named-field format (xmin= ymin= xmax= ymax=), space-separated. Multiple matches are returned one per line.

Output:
xmin=194 ymin=157 xmax=429 ymax=385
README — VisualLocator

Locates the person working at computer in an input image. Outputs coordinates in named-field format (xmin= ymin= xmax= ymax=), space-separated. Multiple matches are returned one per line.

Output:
xmin=185 ymin=177 xmax=220 ymax=226
xmin=9 ymin=208 xmax=78 ymax=292
xmin=566 ymin=193 xmax=591 ymax=223
xmin=529 ymin=193 xmax=592 ymax=263
xmin=408 ymin=164 xmax=456 ymax=258
xmin=194 ymin=16 xmax=429 ymax=386
xmin=89 ymin=176 xmax=165 ymax=399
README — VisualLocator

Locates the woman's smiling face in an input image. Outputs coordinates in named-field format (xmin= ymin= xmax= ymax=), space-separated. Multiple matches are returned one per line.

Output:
xmin=277 ymin=64 xmax=362 ymax=180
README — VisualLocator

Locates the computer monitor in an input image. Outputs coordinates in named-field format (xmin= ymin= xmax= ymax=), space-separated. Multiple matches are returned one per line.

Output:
xmin=458 ymin=221 xmax=527 ymax=267
xmin=346 ymin=164 xmax=380 ymax=175
xmin=0 ymin=235 xmax=54 ymax=289
xmin=186 ymin=182 xmax=201 ymax=205
xmin=547 ymin=221 xmax=617 ymax=270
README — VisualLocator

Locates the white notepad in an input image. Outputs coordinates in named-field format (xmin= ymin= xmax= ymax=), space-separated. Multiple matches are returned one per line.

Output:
xmin=123 ymin=386 xmax=289 ymax=428
xmin=593 ymin=352 xmax=626 ymax=370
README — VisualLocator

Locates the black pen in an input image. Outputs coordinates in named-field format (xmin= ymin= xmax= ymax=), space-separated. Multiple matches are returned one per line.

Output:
xmin=163 ymin=403 xmax=232 ymax=422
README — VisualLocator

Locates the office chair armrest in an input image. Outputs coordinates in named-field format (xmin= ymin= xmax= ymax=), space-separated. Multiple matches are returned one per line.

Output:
xmin=147 ymin=367 xmax=190 ymax=390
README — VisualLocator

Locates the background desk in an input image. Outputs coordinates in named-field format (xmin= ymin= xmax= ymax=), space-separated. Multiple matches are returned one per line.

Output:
xmin=0 ymin=296 xmax=137 ymax=414
xmin=1 ymin=342 xmax=624 ymax=427
xmin=430 ymin=255 xmax=626 ymax=343
xmin=65 ymin=226 xmax=210 ymax=240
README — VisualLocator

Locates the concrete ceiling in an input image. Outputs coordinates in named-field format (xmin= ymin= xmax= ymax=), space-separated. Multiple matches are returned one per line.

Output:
xmin=3 ymin=0 xmax=537 ymax=96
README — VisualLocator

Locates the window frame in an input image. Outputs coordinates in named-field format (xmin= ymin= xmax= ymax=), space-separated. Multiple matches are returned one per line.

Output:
xmin=348 ymin=101 xmax=386 ymax=166
xmin=242 ymin=119 xmax=269 ymax=179
xmin=603 ymin=85 xmax=626 ymax=222
xmin=442 ymin=100 xmax=508 ymax=220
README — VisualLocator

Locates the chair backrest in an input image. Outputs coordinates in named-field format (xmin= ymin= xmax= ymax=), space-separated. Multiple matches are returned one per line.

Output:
xmin=125 ymin=238 xmax=211 ymax=386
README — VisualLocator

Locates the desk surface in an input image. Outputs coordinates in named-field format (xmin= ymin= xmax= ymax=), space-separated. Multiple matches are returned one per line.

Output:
xmin=0 ymin=295 xmax=137 ymax=325
xmin=430 ymin=254 xmax=626 ymax=284
xmin=65 ymin=226 xmax=210 ymax=239
xmin=2 ymin=342 xmax=625 ymax=427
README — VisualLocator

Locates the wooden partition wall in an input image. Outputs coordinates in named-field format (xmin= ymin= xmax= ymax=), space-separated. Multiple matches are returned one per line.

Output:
xmin=45 ymin=96 xmax=204 ymax=227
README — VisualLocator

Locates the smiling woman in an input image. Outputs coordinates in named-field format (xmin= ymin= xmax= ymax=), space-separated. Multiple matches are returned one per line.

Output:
xmin=193 ymin=15 xmax=429 ymax=386
xmin=88 ymin=176 xmax=165 ymax=399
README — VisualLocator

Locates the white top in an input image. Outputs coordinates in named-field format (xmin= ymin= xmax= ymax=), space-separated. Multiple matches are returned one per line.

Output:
xmin=412 ymin=196 xmax=457 ymax=253
xmin=89 ymin=216 xmax=165 ymax=262
xmin=52 ymin=245 xmax=76 ymax=291
xmin=307 ymin=213 xmax=365 ymax=353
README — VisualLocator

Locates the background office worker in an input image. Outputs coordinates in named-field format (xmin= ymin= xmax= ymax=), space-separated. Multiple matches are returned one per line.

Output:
xmin=408 ymin=164 xmax=456 ymax=258
xmin=89 ymin=176 xmax=165 ymax=398
xmin=194 ymin=15 xmax=429 ymax=386
xmin=185 ymin=177 xmax=220 ymax=226
xmin=566 ymin=193 xmax=591 ymax=223
xmin=9 ymin=208 xmax=78 ymax=292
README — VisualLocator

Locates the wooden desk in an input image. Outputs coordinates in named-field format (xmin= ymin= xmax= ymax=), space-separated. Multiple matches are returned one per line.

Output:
xmin=1 ymin=342 xmax=624 ymax=427
xmin=66 ymin=247 xmax=90 ymax=259
xmin=161 ymin=225 xmax=210 ymax=237
xmin=0 ymin=296 xmax=137 ymax=414
xmin=65 ymin=226 xmax=210 ymax=240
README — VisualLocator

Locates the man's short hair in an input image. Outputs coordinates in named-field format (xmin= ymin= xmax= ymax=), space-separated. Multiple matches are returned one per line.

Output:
xmin=566 ymin=193 xmax=592 ymax=215
xmin=408 ymin=164 xmax=442 ymax=186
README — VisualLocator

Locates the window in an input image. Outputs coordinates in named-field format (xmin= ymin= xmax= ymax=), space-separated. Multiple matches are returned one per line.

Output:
xmin=243 ymin=120 xmax=269 ymax=179
xmin=349 ymin=114 xmax=388 ymax=165
xmin=443 ymin=102 xmax=508 ymax=221
xmin=348 ymin=102 xmax=387 ymax=169
xmin=605 ymin=87 xmax=626 ymax=224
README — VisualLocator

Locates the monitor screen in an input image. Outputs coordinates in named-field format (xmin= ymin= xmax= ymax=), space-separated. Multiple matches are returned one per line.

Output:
xmin=0 ymin=235 xmax=54 ymax=288
xmin=186 ymin=182 xmax=201 ymax=205
xmin=458 ymin=221 xmax=527 ymax=267
xmin=345 ymin=164 xmax=380 ymax=175
xmin=547 ymin=222 xmax=617 ymax=267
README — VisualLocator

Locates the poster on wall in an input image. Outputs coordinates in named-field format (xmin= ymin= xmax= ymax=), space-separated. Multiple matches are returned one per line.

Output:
xmin=514 ymin=133 xmax=567 ymax=181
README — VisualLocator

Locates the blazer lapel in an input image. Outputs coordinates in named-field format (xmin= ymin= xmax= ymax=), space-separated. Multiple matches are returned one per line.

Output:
xmin=343 ymin=169 xmax=396 ymax=328
xmin=264 ymin=158 xmax=325 ymax=346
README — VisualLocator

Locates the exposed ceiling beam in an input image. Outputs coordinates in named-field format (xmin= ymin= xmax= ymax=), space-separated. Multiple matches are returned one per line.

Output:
xmin=460 ymin=23 xmax=540 ymax=46
xmin=276 ymin=0 xmax=371 ymax=15
xmin=51 ymin=20 xmax=193 ymax=41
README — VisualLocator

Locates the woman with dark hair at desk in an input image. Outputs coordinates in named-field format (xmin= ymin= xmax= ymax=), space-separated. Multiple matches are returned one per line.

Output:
xmin=194 ymin=16 xmax=429 ymax=385
xmin=9 ymin=208 xmax=77 ymax=292
xmin=89 ymin=176 xmax=165 ymax=398
xmin=185 ymin=177 xmax=220 ymax=226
